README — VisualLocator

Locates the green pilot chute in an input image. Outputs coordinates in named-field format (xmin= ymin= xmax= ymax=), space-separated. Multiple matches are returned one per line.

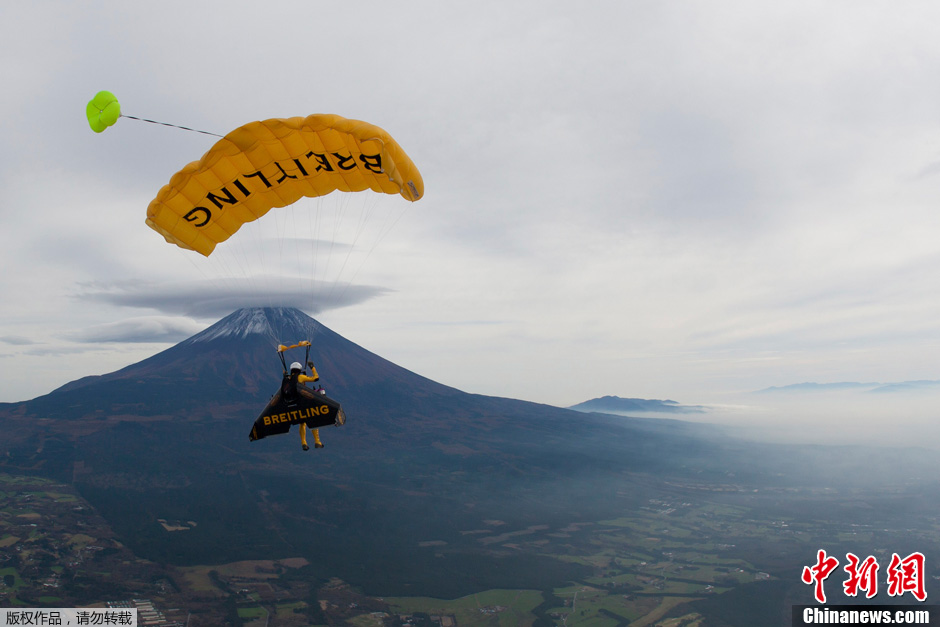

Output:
xmin=86 ymin=91 xmax=121 ymax=133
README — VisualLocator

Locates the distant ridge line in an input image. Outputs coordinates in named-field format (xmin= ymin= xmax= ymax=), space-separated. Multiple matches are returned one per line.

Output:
xmin=569 ymin=395 xmax=707 ymax=414
xmin=755 ymin=380 xmax=940 ymax=393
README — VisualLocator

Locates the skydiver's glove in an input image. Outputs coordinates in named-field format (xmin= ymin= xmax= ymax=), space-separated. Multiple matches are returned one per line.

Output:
xmin=307 ymin=361 xmax=315 ymax=370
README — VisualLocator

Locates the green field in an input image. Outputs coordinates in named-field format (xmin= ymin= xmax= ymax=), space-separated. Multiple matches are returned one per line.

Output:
xmin=237 ymin=605 xmax=268 ymax=620
xmin=386 ymin=589 xmax=544 ymax=626
xmin=0 ymin=567 xmax=25 ymax=590
xmin=275 ymin=601 xmax=306 ymax=613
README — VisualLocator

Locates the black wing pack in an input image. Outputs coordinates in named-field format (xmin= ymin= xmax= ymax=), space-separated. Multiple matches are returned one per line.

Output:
xmin=249 ymin=383 xmax=346 ymax=442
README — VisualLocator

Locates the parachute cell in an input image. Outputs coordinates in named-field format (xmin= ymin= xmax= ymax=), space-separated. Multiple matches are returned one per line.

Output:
xmin=86 ymin=91 xmax=121 ymax=133
xmin=145 ymin=114 xmax=424 ymax=256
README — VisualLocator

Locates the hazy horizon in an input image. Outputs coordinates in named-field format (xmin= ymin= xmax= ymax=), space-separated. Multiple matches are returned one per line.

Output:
xmin=4 ymin=3 xmax=940 ymax=455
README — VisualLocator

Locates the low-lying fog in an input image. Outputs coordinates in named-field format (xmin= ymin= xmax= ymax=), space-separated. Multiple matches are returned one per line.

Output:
xmin=610 ymin=385 xmax=940 ymax=451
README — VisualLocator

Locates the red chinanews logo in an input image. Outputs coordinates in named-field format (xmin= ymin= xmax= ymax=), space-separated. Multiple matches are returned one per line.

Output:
xmin=801 ymin=550 xmax=926 ymax=604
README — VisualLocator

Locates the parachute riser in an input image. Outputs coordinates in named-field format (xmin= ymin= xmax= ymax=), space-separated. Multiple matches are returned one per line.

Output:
xmin=276 ymin=340 xmax=312 ymax=375
xmin=120 ymin=114 xmax=223 ymax=137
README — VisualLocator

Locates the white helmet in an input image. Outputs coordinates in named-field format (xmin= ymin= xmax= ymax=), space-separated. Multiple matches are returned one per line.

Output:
xmin=290 ymin=362 xmax=303 ymax=372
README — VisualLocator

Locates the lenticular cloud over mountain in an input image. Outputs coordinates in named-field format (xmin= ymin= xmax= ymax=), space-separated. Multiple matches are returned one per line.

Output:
xmin=75 ymin=279 xmax=389 ymax=319
xmin=62 ymin=316 xmax=205 ymax=344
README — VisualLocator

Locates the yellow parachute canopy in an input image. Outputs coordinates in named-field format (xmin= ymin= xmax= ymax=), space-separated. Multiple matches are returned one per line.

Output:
xmin=146 ymin=114 xmax=424 ymax=256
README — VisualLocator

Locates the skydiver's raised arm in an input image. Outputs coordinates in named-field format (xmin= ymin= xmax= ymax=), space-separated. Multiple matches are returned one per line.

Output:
xmin=298 ymin=362 xmax=319 ymax=384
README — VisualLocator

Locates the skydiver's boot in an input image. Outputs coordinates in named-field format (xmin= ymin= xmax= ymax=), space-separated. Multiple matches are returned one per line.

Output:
xmin=301 ymin=424 xmax=310 ymax=451
xmin=313 ymin=429 xmax=324 ymax=449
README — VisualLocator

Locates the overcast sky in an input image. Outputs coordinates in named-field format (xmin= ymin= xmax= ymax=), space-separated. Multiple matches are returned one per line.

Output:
xmin=3 ymin=2 xmax=940 ymax=447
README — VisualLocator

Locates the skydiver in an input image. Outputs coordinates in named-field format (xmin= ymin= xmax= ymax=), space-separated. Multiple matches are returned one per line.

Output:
xmin=288 ymin=361 xmax=325 ymax=451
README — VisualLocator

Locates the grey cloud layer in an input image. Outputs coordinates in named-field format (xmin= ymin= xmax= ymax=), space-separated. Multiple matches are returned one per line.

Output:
xmin=75 ymin=279 xmax=389 ymax=319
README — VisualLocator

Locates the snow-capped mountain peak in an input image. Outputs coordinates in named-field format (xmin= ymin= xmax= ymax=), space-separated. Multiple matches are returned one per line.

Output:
xmin=184 ymin=307 xmax=323 ymax=344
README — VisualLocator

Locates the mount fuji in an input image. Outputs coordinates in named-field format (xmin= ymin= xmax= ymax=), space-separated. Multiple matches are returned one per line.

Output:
xmin=1 ymin=307 xmax=932 ymax=601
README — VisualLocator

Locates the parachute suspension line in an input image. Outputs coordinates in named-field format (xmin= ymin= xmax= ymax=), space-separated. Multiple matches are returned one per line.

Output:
xmin=357 ymin=200 xmax=407 ymax=267
xmin=214 ymin=232 xmax=253 ymax=319
xmin=290 ymin=200 xmax=319 ymax=343
xmin=324 ymin=193 xmax=374 ymax=304
xmin=244 ymin=213 xmax=281 ymax=346
xmin=315 ymin=192 xmax=357 ymax=311
xmin=290 ymin=195 xmax=329 ymax=346
xmin=327 ymin=199 xmax=408 ymax=308
xmin=119 ymin=114 xmax=223 ymax=138
xmin=252 ymin=199 xmax=311 ymax=346
xmin=307 ymin=197 xmax=325 ymax=313
xmin=179 ymin=248 xmax=216 ymax=304
xmin=285 ymin=199 xmax=303 ymax=307
xmin=333 ymin=192 xmax=377 ymax=280
xmin=274 ymin=199 xmax=294 ymax=344
xmin=251 ymin=208 xmax=278 ymax=344
xmin=293 ymin=195 xmax=340 ymax=322
xmin=322 ymin=195 xmax=345 ymax=287
xmin=327 ymin=192 xmax=395 ymax=298
xmin=187 ymin=213 xmax=280 ymax=346
xmin=301 ymin=198 xmax=341 ymax=348
xmin=171 ymin=247 xmax=271 ymax=341
xmin=304 ymin=196 xmax=329 ymax=348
